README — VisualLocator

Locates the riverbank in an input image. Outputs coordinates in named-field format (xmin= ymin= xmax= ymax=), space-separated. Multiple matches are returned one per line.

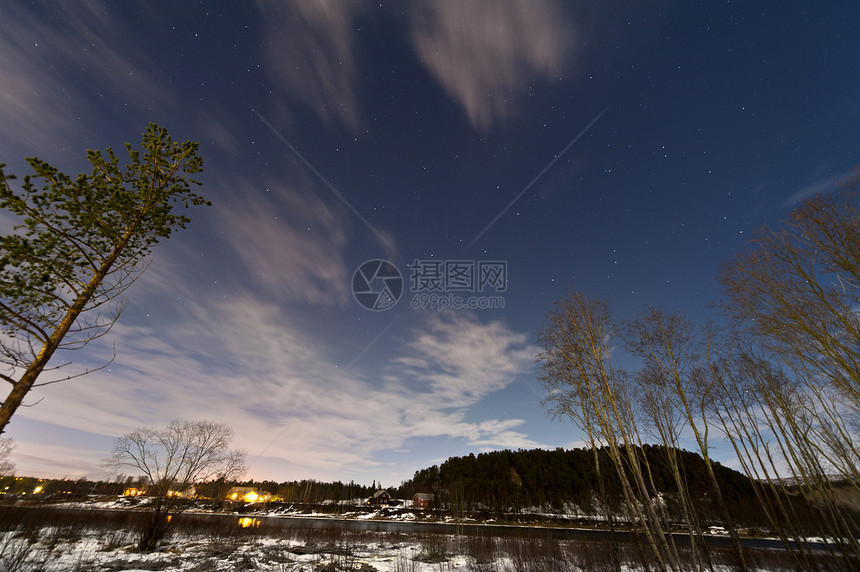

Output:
xmin=2 ymin=502 xmax=832 ymax=571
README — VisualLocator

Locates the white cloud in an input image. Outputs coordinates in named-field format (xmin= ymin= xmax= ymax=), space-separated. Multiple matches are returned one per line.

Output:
xmin=252 ymin=0 xmax=574 ymax=133
xmin=409 ymin=0 xmax=573 ymax=130
xmin=391 ymin=312 xmax=535 ymax=405
xmin=14 ymin=292 xmax=539 ymax=481
xmin=198 ymin=108 xmax=246 ymax=158
xmin=216 ymin=181 xmax=353 ymax=306
xmin=255 ymin=0 xmax=368 ymax=131
xmin=0 ymin=3 xmax=174 ymax=152
xmin=10 ymin=442 xmax=107 ymax=480
xmin=782 ymin=171 xmax=850 ymax=206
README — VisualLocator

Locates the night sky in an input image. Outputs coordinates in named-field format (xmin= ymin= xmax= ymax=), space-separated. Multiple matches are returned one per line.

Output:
xmin=1 ymin=1 xmax=858 ymax=485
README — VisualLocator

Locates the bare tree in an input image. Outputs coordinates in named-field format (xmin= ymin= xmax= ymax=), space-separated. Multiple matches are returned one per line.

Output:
xmin=707 ymin=342 xmax=860 ymax=570
xmin=0 ymin=437 xmax=13 ymax=476
xmin=108 ymin=419 xmax=246 ymax=551
xmin=717 ymin=179 xmax=860 ymax=565
xmin=624 ymin=308 xmax=747 ymax=571
xmin=633 ymin=365 xmax=714 ymax=572
xmin=537 ymin=290 xmax=680 ymax=572
xmin=718 ymin=180 xmax=859 ymax=410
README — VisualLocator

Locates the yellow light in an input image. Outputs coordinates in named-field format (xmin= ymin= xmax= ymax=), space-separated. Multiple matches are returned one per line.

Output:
xmin=244 ymin=491 xmax=259 ymax=502
xmin=33 ymin=486 xmax=43 ymax=494
xmin=238 ymin=517 xmax=259 ymax=528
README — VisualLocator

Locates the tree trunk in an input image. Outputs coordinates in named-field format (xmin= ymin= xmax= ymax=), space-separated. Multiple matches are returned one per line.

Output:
xmin=0 ymin=232 xmax=131 ymax=433
xmin=139 ymin=506 xmax=172 ymax=552
xmin=593 ymin=446 xmax=622 ymax=572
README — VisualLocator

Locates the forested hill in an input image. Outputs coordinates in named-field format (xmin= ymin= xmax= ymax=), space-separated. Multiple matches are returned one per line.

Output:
xmin=402 ymin=445 xmax=756 ymax=515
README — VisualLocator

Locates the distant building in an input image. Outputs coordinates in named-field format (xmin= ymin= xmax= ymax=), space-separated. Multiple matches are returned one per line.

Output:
xmin=226 ymin=486 xmax=271 ymax=503
xmin=124 ymin=483 xmax=196 ymax=498
xmin=369 ymin=489 xmax=391 ymax=506
xmin=413 ymin=492 xmax=434 ymax=508
xmin=167 ymin=484 xmax=196 ymax=499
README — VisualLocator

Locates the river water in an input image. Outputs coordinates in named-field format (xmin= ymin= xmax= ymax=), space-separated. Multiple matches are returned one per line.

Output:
xmin=20 ymin=504 xmax=836 ymax=554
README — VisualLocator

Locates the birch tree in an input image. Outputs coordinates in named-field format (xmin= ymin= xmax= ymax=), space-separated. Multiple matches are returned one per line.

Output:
xmin=625 ymin=309 xmax=747 ymax=571
xmin=537 ymin=291 xmax=681 ymax=572
xmin=717 ymin=178 xmax=860 ymax=565
xmin=718 ymin=179 xmax=859 ymax=409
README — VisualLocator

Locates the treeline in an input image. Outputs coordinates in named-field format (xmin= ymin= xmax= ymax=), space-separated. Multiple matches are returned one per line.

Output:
xmin=0 ymin=475 xmax=383 ymax=505
xmin=232 ymin=479 xmax=378 ymax=503
xmin=405 ymin=445 xmax=756 ymax=517
xmin=536 ymin=181 xmax=860 ymax=572
xmin=0 ymin=476 xmax=129 ymax=498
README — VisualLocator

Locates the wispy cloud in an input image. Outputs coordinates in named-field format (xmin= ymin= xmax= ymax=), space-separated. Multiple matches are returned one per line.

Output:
xmin=409 ymin=0 xmax=573 ymax=130
xmin=197 ymin=107 xmax=247 ymax=158
xmin=782 ymin=171 xmax=851 ymax=206
xmin=12 ymin=445 xmax=106 ymax=480
xmin=0 ymin=2 xmax=174 ymax=152
xmin=14 ymin=291 xmax=538 ymax=480
xmin=255 ymin=0 xmax=368 ymax=132
xmin=252 ymin=109 xmax=398 ymax=253
xmin=252 ymin=0 xmax=574 ymax=133
xmin=216 ymin=181 xmax=353 ymax=306
xmin=391 ymin=313 xmax=534 ymax=405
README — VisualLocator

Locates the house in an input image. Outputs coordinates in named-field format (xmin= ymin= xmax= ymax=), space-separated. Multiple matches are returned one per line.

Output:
xmin=167 ymin=485 xmax=196 ymax=499
xmin=124 ymin=483 xmax=196 ymax=499
xmin=413 ymin=492 xmax=434 ymax=509
xmin=226 ymin=486 xmax=271 ymax=503
xmin=369 ymin=489 xmax=391 ymax=506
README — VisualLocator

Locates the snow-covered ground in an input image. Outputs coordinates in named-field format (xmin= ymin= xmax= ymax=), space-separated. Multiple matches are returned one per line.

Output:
xmin=0 ymin=530 xmax=447 ymax=571
xmin=0 ymin=526 xmax=632 ymax=572
xmin=0 ymin=500 xmax=839 ymax=571
xmin=0 ymin=522 xmax=812 ymax=572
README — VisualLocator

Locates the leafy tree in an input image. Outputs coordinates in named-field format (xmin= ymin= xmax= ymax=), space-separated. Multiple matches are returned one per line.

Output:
xmin=107 ymin=419 xmax=246 ymax=552
xmin=0 ymin=124 xmax=208 ymax=432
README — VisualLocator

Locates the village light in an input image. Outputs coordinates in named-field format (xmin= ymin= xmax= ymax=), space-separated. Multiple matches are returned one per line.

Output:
xmin=226 ymin=486 xmax=270 ymax=503
xmin=33 ymin=485 xmax=43 ymax=494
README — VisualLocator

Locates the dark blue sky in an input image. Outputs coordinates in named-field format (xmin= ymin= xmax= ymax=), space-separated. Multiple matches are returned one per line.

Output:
xmin=1 ymin=1 xmax=858 ymax=483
